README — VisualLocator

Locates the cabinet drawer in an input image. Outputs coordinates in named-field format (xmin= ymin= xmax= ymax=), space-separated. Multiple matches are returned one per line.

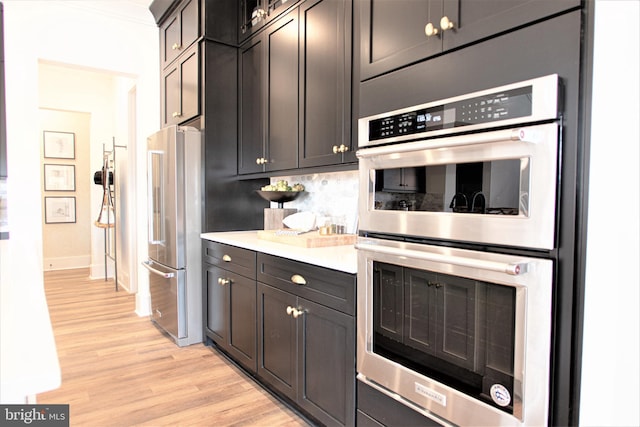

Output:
xmin=257 ymin=253 xmax=355 ymax=315
xmin=202 ymin=241 xmax=256 ymax=279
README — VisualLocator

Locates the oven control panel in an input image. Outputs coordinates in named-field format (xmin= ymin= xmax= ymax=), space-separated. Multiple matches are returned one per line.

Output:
xmin=369 ymin=86 xmax=533 ymax=141
xmin=362 ymin=74 xmax=559 ymax=146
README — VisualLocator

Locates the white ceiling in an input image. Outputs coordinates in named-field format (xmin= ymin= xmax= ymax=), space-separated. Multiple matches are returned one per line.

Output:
xmin=60 ymin=1 xmax=156 ymax=26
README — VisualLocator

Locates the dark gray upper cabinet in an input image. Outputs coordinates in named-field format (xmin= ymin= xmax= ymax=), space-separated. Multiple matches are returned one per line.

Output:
xmin=358 ymin=0 xmax=581 ymax=81
xmin=238 ymin=9 xmax=299 ymax=174
xmin=159 ymin=0 xmax=199 ymax=70
xmin=161 ymin=43 xmax=199 ymax=127
xmin=239 ymin=0 xmax=355 ymax=175
xmin=239 ymin=0 xmax=301 ymax=43
xmin=238 ymin=37 xmax=265 ymax=175
xmin=298 ymin=0 xmax=355 ymax=168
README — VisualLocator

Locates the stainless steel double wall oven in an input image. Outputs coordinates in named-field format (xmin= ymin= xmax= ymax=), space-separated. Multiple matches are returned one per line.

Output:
xmin=356 ymin=75 xmax=562 ymax=426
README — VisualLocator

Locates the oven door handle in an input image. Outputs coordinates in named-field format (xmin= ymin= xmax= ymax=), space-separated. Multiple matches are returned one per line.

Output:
xmin=356 ymin=127 xmax=524 ymax=158
xmin=355 ymin=242 xmax=529 ymax=276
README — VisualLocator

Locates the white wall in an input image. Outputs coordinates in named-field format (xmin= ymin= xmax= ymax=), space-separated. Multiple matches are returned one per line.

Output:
xmin=3 ymin=0 xmax=158 ymax=313
xmin=0 ymin=0 xmax=158 ymax=401
xmin=580 ymin=1 xmax=640 ymax=426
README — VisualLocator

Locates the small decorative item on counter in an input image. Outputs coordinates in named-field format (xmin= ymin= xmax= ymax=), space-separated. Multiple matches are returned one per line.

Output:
xmin=282 ymin=211 xmax=316 ymax=232
xmin=318 ymin=215 xmax=346 ymax=235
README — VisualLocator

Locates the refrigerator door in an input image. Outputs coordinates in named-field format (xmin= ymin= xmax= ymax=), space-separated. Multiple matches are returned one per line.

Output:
xmin=145 ymin=259 xmax=186 ymax=339
xmin=147 ymin=126 xmax=185 ymax=269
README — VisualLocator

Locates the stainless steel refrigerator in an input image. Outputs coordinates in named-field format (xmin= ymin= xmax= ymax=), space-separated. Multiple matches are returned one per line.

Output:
xmin=143 ymin=125 xmax=202 ymax=347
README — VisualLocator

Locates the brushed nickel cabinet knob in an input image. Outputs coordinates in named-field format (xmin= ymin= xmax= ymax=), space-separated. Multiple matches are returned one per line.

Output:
xmin=440 ymin=16 xmax=455 ymax=31
xmin=425 ymin=22 xmax=439 ymax=37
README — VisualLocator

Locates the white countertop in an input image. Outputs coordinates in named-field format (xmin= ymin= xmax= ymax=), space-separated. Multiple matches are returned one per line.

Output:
xmin=201 ymin=230 xmax=357 ymax=274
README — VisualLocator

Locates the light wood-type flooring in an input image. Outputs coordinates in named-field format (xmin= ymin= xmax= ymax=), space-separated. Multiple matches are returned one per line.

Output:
xmin=38 ymin=268 xmax=311 ymax=427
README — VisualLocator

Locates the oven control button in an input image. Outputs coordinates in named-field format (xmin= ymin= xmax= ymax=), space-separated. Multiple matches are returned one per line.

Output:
xmin=490 ymin=384 xmax=511 ymax=407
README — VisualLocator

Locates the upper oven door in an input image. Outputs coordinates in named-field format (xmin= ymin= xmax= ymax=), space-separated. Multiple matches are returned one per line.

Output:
xmin=357 ymin=122 xmax=559 ymax=250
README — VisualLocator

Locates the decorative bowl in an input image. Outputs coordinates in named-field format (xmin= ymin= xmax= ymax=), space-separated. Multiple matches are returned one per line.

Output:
xmin=256 ymin=190 xmax=303 ymax=208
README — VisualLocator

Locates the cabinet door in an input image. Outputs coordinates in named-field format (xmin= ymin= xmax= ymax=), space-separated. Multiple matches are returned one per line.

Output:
xmin=298 ymin=298 xmax=355 ymax=427
xmin=238 ymin=37 xmax=265 ymax=174
xmin=435 ymin=273 xmax=477 ymax=371
xmin=265 ymin=9 xmax=299 ymax=172
xmin=240 ymin=0 xmax=269 ymax=43
xmin=227 ymin=272 xmax=258 ymax=373
xmin=257 ymin=283 xmax=297 ymax=401
xmin=442 ymin=0 xmax=580 ymax=53
xmin=205 ymin=265 xmax=229 ymax=347
xmin=161 ymin=13 xmax=181 ymax=68
xmin=298 ymin=0 xmax=353 ymax=168
xmin=162 ymin=64 xmax=181 ymax=127
xmin=359 ymin=0 xmax=441 ymax=81
xmin=179 ymin=45 xmax=199 ymax=123
xmin=160 ymin=0 xmax=199 ymax=69
xmin=161 ymin=43 xmax=199 ymax=127
xmin=180 ymin=0 xmax=199 ymax=50
xmin=358 ymin=0 xmax=580 ymax=81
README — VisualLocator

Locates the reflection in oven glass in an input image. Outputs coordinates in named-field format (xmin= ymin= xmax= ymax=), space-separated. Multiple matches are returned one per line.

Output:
xmin=373 ymin=158 xmax=526 ymax=216
xmin=373 ymin=261 xmax=517 ymax=414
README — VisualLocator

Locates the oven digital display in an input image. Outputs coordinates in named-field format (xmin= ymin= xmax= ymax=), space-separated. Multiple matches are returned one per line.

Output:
xmin=369 ymin=86 xmax=533 ymax=141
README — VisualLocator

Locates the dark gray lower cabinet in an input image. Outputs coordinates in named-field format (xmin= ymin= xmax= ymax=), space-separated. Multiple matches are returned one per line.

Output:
xmin=205 ymin=265 xmax=258 ymax=373
xmin=298 ymin=298 xmax=354 ymax=426
xmin=257 ymin=283 xmax=355 ymax=426
xmin=257 ymin=283 xmax=297 ymax=400
xmin=203 ymin=241 xmax=356 ymax=427
xmin=203 ymin=242 xmax=257 ymax=373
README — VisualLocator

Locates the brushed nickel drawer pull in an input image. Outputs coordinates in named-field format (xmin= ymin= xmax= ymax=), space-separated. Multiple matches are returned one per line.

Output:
xmin=291 ymin=274 xmax=306 ymax=285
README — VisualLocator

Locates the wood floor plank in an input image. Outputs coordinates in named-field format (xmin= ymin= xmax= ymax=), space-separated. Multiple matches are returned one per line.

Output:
xmin=37 ymin=268 xmax=311 ymax=426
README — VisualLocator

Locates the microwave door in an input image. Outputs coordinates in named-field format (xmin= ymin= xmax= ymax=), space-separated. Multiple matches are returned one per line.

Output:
xmin=147 ymin=128 xmax=183 ymax=269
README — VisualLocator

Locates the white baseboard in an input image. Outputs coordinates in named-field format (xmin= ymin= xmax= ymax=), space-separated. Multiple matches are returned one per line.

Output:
xmin=89 ymin=262 xmax=115 ymax=280
xmin=44 ymin=255 xmax=91 ymax=271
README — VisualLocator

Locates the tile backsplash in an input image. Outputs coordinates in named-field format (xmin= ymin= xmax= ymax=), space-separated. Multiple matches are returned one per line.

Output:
xmin=271 ymin=170 xmax=359 ymax=234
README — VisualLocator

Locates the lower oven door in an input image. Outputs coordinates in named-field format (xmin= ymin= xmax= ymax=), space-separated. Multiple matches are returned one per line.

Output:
xmin=356 ymin=237 xmax=553 ymax=426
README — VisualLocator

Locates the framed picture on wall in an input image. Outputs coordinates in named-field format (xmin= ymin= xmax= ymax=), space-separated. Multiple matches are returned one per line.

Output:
xmin=44 ymin=196 xmax=76 ymax=224
xmin=44 ymin=164 xmax=75 ymax=191
xmin=43 ymin=131 xmax=75 ymax=159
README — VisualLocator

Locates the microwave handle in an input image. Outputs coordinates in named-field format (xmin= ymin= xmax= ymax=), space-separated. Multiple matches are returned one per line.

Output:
xmin=355 ymin=242 xmax=529 ymax=276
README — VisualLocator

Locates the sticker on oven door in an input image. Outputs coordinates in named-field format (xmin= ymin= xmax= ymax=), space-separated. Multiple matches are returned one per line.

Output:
xmin=490 ymin=384 xmax=511 ymax=407
xmin=415 ymin=382 xmax=447 ymax=406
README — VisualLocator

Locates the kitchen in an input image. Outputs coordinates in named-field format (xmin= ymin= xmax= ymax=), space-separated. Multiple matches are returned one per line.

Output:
xmin=0 ymin=1 xmax=638 ymax=426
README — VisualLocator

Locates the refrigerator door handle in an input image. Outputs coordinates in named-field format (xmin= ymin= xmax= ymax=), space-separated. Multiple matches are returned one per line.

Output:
xmin=142 ymin=260 xmax=175 ymax=279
